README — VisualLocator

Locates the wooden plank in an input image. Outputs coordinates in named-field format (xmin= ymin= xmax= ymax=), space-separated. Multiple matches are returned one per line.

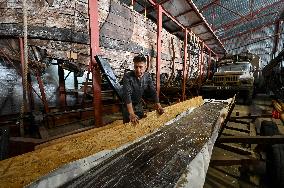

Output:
xmin=217 ymin=135 xmax=284 ymax=144
xmin=0 ymin=24 xmax=89 ymax=44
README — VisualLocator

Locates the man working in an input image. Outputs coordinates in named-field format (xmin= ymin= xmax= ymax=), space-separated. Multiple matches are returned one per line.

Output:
xmin=122 ymin=54 xmax=164 ymax=124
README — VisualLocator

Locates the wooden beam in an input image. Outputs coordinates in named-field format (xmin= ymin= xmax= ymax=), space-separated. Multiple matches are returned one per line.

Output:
xmin=0 ymin=24 xmax=89 ymax=44
xmin=217 ymin=135 xmax=284 ymax=144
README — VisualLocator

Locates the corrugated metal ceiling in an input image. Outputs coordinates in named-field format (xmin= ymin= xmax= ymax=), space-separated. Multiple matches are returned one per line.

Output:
xmin=193 ymin=0 xmax=284 ymax=64
xmin=119 ymin=0 xmax=226 ymax=55
xmin=119 ymin=0 xmax=283 ymax=64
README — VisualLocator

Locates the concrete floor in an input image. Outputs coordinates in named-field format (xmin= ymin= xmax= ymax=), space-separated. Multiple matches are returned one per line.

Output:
xmin=204 ymin=94 xmax=283 ymax=188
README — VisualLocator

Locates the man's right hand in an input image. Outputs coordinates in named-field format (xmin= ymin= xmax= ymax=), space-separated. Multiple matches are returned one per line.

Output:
xmin=129 ymin=113 xmax=139 ymax=125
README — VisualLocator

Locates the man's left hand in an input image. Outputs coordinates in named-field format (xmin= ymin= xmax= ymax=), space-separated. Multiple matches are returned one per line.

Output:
xmin=155 ymin=103 xmax=164 ymax=115
xmin=156 ymin=107 xmax=164 ymax=115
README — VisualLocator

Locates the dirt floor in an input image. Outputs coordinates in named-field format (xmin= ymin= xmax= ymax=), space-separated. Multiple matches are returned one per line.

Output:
xmin=204 ymin=93 xmax=284 ymax=188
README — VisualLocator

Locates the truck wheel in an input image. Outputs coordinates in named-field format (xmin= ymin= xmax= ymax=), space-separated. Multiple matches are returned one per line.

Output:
xmin=266 ymin=144 xmax=284 ymax=187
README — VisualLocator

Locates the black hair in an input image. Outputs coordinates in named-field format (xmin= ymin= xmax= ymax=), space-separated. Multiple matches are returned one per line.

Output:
xmin=133 ymin=54 xmax=146 ymax=63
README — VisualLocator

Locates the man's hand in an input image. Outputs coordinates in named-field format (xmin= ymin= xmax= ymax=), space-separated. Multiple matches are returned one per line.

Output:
xmin=126 ymin=103 xmax=139 ymax=125
xmin=129 ymin=113 xmax=139 ymax=125
xmin=155 ymin=103 xmax=164 ymax=115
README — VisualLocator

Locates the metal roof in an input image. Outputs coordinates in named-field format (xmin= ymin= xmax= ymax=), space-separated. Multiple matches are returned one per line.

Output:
xmin=119 ymin=0 xmax=283 ymax=64
xmin=192 ymin=0 xmax=284 ymax=65
xmin=119 ymin=0 xmax=226 ymax=55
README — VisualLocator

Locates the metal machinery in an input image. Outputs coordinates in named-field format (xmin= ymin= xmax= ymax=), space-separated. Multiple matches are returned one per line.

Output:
xmin=202 ymin=52 xmax=260 ymax=104
xmin=263 ymin=48 xmax=284 ymax=99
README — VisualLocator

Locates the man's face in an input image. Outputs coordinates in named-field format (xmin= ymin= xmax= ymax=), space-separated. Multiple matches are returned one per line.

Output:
xmin=134 ymin=61 xmax=146 ymax=78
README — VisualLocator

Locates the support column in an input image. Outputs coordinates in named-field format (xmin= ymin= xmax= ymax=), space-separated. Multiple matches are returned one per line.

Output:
xmin=19 ymin=38 xmax=28 ymax=113
xmin=199 ymin=42 xmax=204 ymax=86
xmin=182 ymin=29 xmax=188 ymax=101
xmin=156 ymin=4 xmax=163 ymax=97
xmin=88 ymin=0 xmax=102 ymax=127
xmin=36 ymin=72 xmax=49 ymax=113
xmin=207 ymin=50 xmax=212 ymax=79
xmin=58 ymin=63 xmax=66 ymax=109
xmin=27 ymin=73 xmax=34 ymax=111
xmin=74 ymin=73 xmax=79 ymax=104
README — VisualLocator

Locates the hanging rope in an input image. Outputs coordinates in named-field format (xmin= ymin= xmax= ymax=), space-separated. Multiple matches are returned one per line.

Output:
xmin=20 ymin=0 xmax=29 ymax=136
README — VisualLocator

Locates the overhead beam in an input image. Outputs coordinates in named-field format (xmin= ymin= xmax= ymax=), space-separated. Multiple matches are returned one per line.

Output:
xmin=217 ymin=11 xmax=279 ymax=32
xmin=163 ymin=9 xmax=194 ymax=24
xmin=186 ymin=0 xmax=225 ymax=53
xmin=199 ymin=0 xmax=219 ymax=12
xmin=144 ymin=0 xmax=224 ymax=54
xmin=214 ymin=1 xmax=249 ymax=21
xmin=139 ymin=0 xmax=171 ymax=14
xmin=215 ymin=0 xmax=284 ymax=31
xmin=189 ymin=21 xmax=204 ymax=28
xmin=221 ymin=20 xmax=282 ymax=42
xmin=225 ymin=32 xmax=284 ymax=51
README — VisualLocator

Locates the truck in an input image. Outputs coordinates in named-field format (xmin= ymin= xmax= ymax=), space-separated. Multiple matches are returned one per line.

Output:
xmin=202 ymin=52 xmax=258 ymax=104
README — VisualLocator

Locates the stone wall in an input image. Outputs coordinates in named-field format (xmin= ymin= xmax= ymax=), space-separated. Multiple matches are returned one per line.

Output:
xmin=0 ymin=0 xmax=187 ymax=82
xmin=98 ymin=0 xmax=184 ymax=81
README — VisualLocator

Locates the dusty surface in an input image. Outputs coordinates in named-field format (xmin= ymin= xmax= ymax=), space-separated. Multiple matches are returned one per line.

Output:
xmin=204 ymin=94 xmax=283 ymax=188
xmin=0 ymin=97 xmax=203 ymax=188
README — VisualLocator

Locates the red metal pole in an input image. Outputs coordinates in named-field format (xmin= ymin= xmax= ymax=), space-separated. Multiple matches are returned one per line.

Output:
xmin=199 ymin=42 xmax=204 ymax=86
xmin=182 ymin=29 xmax=188 ymax=101
xmin=88 ymin=0 xmax=102 ymax=127
xmin=207 ymin=50 xmax=212 ymax=79
xmin=19 ymin=38 xmax=28 ymax=113
xmin=58 ymin=63 xmax=66 ymax=109
xmin=27 ymin=73 xmax=34 ymax=111
xmin=156 ymin=4 xmax=162 ymax=97
xmin=36 ymin=72 xmax=49 ymax=113
xmin=74 ymin=73 xmax=79 ymax=104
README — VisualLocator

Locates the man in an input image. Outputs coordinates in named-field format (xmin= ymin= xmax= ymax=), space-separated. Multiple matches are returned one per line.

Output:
xmin=122 ymin=54 xmax=164 ymax=124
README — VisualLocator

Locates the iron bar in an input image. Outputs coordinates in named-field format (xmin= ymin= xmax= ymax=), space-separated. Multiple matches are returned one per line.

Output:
xmin=215 ymin=0 xmax=284 ymax=31
xmin=156 ymin=4 xmax=162 ymax=97
xmin=199 ymin=42 xmax=204 ymax=86
xmin=88 ymin=0 xmax=102 ymax=127
xmin=199 ymin=0 xmax=219 ymax=12
xmin=221 ymin=20 xmax=282 ymax=42
xmin=182 ymin=29 xmax=188 ymax=101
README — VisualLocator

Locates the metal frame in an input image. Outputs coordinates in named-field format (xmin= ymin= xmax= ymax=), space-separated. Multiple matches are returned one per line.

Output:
xmin=88 ymin=0 xmax=102 ymax=127
xmin=144 ymin=0 xmax=218 ymax=97
xmin=215 ymin=0 xmax=284 ymax=34
xmin=182 ymin=29 xmax=188 ymax=101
